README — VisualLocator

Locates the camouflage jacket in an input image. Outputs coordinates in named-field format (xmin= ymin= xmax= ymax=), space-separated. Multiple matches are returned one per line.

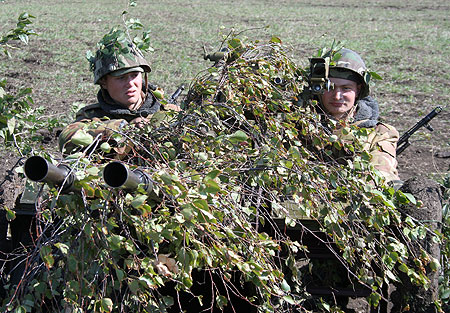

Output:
xmin=336 ymin=96 xmax=400 ymax=183
xmin=59 ymin=86 xmax=164 ymax=154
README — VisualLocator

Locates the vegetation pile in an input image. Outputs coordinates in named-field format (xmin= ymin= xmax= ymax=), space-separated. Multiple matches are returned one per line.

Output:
xmin=1 ymin=23 xmax=445 ymax=312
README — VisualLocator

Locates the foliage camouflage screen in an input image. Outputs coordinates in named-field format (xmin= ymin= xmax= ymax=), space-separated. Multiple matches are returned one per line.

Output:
xmin=2 ymin=36 xmax=441 ymax=312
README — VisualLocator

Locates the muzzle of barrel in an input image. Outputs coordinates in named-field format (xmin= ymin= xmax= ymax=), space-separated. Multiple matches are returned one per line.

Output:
xmin=24 ymin=156 xmax=75 ymax=192
xmin=103 ymin=161 xmax=153 ymax=192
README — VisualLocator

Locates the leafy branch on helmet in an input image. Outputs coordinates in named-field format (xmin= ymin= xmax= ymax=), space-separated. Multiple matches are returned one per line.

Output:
xmin=86 ymin=21 xmax=153 ymax=75
xmin=2 ymin=36 xmax=444 ymax=312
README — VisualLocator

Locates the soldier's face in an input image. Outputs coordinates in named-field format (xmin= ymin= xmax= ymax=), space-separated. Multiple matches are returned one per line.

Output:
xmin=103 ymin=72 xmax=143 ymax=108
xmin=321 ymin=78 xmax=360 ymax=120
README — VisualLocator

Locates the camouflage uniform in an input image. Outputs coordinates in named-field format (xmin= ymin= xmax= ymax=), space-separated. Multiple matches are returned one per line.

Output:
xmin=58 ymin=40 xmax=180 ymax=155
xmin=58 ymin=87 xmax=162 ymax=154
xmin=337 ymin=96 xmax=400 ymax=182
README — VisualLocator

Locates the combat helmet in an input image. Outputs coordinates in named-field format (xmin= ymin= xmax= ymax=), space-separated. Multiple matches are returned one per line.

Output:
xmin=92 ymin=41 xmax=151 ymax=84
xmin=329 ymin=48 xmax=370 ymax=99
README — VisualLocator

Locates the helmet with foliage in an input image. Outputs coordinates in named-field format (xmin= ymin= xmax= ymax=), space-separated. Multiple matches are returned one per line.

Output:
xmin=91 ymin=41 xmax=151 ymax=84
xmin=329 ymin=48 xmax=370 ymax=98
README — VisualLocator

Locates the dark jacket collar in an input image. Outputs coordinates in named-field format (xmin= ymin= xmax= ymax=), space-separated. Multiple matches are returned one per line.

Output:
xmin=97 ymin=85 xmax=161 ymax=120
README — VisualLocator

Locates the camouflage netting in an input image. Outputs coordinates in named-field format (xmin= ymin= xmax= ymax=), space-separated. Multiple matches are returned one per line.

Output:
xmin=1 ymin=37 xmax=440 ymax=312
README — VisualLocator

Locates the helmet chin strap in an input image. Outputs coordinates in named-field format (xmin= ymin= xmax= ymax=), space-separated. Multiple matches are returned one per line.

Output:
xmin=143 ymin=72 xmax=149 ymax=99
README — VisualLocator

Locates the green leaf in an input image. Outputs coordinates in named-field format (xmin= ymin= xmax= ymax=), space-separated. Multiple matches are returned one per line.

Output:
xmin=398 ymin=262 xmax=409 ymax=273
xmin=270 ymin=36 xmax=282 ymax=43
xmin=228 ymin=38 xmax=242 ymax=49
xmin=193 ymin=199 xmax=209 ymax=211
xmin=204 ymin=179 xmax=221 ymax=194
xmin=54 ymin=243 xmax=69 ymax=255
xmin=159 ymin=172 xmax=173 ymax=185
xmin=100 ymin=298 xmax=113 ymax=312
xmin=281 ymin=279 xmax=291 ymax=292
xmin=86 ymin=166 xmax=100 ymax=176
xmin=71 ymin=129 xmax=93 ymax=146
xmin=7 ymin=117 xmax=16 ymax=135
xmin=39 ymin=245 xmax=54 ymax=268
xmin=282 ymin=295 xmax=296 ymax=304
xmin=15 ymin=306 xmax=27 ymax=313
xmin=369 ymin=71 xmax=383 ymax=80
xmin=128 ymin=279 xmax=140 ymax=294
xmin=441 ymin=288 xmax=450 ymax=300
xmin=402 ymin=192 xmax=416 ymax=205
xmin=5 ymin=206 xmax=16 ymax=221
xmin=68 ymin=255 xmax=78 ymax=273
xmin=100 ymin=142 xmax=111 ymax=153
xmin=216 ymin=295 xmax=228 ymax=308
xmin=108 ymin=234 xmax=125 ymax=250
xmin=181 ymin=205 xmax=195 ymax=220
xmin=205 ymin=169 xmax=221 ymax=180
xmin=429 ymin=257 xmax=440 ymax=271
xmin=131 ymin=194 xmax=148 ymax=208
xmin=368 ymin=292 xmax=381 ymax=307
xmin=228 ymin=130 xmax=248 ymax=144
xmin=116 ymin=268 xmax=125 ymax=282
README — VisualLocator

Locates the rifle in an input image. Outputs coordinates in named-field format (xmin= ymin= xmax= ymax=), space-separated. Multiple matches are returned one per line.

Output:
xmin=396 ymin=106 xmax=442 ymax=155
xmin=168 ymin=84 xmax=185 ymax=104
xmin=24 ymin=156 xmax=75 ymax=192
xmin=103 ymin=161 xmax=153 ymax=193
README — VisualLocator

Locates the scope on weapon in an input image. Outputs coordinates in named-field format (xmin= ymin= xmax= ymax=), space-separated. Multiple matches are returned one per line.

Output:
xmin=309 ymin=57 xmax=332 ymax=95
xmin=103 ymin=161 xmax=153 ymax=192
xmin=24 ymin=156 xmax=75 ymax=192
xmin=203 ymin=46 xmax=230 ymax=63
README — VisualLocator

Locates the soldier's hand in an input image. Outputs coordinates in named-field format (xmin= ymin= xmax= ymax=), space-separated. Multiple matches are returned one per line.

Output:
xmin=130 ymin=117 xmax=150 ymax=129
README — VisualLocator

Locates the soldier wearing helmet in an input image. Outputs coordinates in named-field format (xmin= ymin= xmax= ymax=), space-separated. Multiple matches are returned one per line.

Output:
xmin=316 ymin=48 xmax=400 ymax=184
xmin=58 ymin=39 xmax=180 ymax=154
xmin=319 ymin=49 xmax=442 ymax=312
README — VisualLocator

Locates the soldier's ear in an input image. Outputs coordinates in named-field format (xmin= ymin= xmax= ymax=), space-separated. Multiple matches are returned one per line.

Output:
xmin=357 ymin=84 xmax=362 ymax=97
xmin=99 ymin=76 xmax=108 ymax=89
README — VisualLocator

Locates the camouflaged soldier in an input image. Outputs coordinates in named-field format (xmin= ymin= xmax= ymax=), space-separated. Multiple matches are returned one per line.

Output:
xmin=58 ymin=40 xmax=180 ymax=154
xmin=318 ymin=48 xmax=400 ymax=183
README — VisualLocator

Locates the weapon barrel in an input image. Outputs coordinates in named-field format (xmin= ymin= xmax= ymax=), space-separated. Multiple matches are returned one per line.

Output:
xmin=396 ymin=106 xmax=443 ymax=155
xmin=24 ymin=156 xmax=75 ymax=191
xmin=169 ymin=84 xmax=185 ymax=103
xmin=103 ymin=161 xmax=153 ymax=192
xmin=398 ymin=106 xmax=442 ymax=143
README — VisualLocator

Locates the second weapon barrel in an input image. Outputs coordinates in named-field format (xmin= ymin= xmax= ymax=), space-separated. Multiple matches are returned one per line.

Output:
xmin=103 ymin=161 xmax=153 ymax=192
